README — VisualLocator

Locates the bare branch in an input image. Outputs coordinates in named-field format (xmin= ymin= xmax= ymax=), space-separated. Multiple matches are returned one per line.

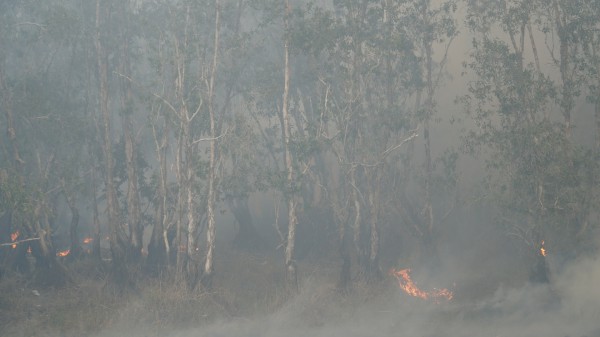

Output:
xmin=380 ymin=129 xmax=419 ymax=158
xmin=192 ymin=126 xmax=229 ymax=144
xmin=114 ymin=71 xmax=180 ymax=116
xmin=16 ymin=22 xmax=47 ymax=29
xmin=0 ymin=237 xmax=41 ymax=247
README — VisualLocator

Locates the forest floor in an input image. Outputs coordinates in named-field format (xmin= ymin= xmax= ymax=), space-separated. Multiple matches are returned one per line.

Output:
xmin=2 ymin=247 xmax=600 ymax=337
xmin=0 ymin=248 xmax=397 ymax=337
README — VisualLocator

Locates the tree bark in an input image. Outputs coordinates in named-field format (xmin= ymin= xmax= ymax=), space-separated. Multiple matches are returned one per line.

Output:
xmin=184 ymin=119 xmax=199 ymax=289
xmin=330 ymin=173 xmax=351 ymax=291
xmin=553 ymin=0 xmax=575 ymax=140
xmin=282 ymin=0 xmax=298 ymax=293
xmin=31 ymin=201 xmax=73 ymax=287
xmin=228 ymin=196 xmax=263 ymax=250
xmin=95 ymin=0 xmax=131 ymax=290
xmin=90 ymin=157 xmax=102 ymax=261
xmin=202 ymin=0 xmax=221 ymax=289
xmin=147 ymin=115 xmax=169 ymax=272
xmin=30 ymin=154 xmax=74 ymax=288
xmin=119 ymin=31 xmax=143 ymax=263
xmin=422 ymin=0 xmax=435 ymax=245
xmin=61 ymin=178 xmax=82 ymax=261
xmin=366 ymin=169 xmax=382 ymax=281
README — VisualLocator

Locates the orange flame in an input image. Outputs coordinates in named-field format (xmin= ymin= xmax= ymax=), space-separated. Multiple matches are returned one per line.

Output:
xmin=540 ymin=240 xmax=547 ymax=257
xmin=27 ymin=246 xmax=32 ymax=254
xmin=10 ymin=231 xmax=19 ymax=249
xmin=389 ymin=268 xmax=453 ymax=302
xmin=83 ymin=237 xmax=93 ymax=244
xmin=56 ymin=249 xmax=70 ymax=257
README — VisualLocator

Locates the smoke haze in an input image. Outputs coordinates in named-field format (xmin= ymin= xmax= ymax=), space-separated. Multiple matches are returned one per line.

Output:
xmin=90 ymin=245 xmax=600 ymax=337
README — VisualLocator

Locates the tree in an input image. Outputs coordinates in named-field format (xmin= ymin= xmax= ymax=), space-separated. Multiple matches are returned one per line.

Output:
xmin=463 ymin=0 xmax=598 ymax=274
xmin=117 ymin=2 xmax=144 ymax=263
xmin=95 ymin=0 xmax=133 ymax=289
xmin=405 ymin=0 xmax=457 ymax=258
xmin=202 ymin=0 xmax=222 ymax=288
xmin=0 ymin=0 xmax=91 ymax=286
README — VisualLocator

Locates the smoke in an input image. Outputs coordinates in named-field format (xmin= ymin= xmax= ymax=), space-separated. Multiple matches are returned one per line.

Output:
xmin=90 ymin=251 xmax=600 ymax=337
xmin=217 ymin=258 xmax=597 ymax=337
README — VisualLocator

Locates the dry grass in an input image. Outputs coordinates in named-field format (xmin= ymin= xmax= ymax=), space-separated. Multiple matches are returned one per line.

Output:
xmin=0 ymin=271 xmax=118 ymax=337
xmin=0 ymin=248 xmax=409 ymax=337
xmin=0 ymin=249 xmax=298 ymax=336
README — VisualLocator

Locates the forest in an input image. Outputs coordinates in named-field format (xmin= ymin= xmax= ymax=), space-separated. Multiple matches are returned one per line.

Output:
xmin=1 ymin=0 xmax=600 ymax=336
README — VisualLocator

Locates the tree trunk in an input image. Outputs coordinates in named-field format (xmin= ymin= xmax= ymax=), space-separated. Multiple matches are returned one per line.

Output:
xmin=122 ymin=106 xmax=143 ymax=262
xmin=119 ymin=35 xmax=143 ymax=263
xmin=282 ymin=0 xmax=298 ymax=293
xmin=350 ymin=168 xmax=367 ymax=279
xmin=175 ymin=129 xmax=186 ymax=275
xmin=31 ymin=200 xmax=73 ymax=287
xmin=201 ymin=0 xmax=221 ymax=289
xmin=95 ymin=0 xmax=132 ymax=290
xmin=90 ymin=158 xmax=102 ymax=261
xmin=228 ymin=196 xmax=263 ymax=250
xmin=553 ymin=0 xmax=574 ymax=140
xmin=366 ymin=169 xmax=382 ymax=281
xmin=336 ymin=192 xmax=352 ymax=291
xmin=184 ymin=120 xmax=200 ymax=289
xmin=0 ymin=63 xmax=27 ymax=274
xmin=422 ymin=2 xmax=435 ymax=243
xmin=61 ymin=178 xmax=82 ymax=261
xmin=147 ymin=115 xmax=169 ymax=272
xmin=596 ymin=91 xmax=600 ymax=152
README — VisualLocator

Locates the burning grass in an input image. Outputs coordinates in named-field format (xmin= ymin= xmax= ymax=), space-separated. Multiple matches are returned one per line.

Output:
xmin=388 ymin=268 xmax=453 ymax=302
xmin=3 ymin=243 xmax=596 ymax=337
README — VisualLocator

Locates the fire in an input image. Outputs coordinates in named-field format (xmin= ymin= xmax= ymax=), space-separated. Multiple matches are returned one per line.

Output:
xmin=389 ymin=268 xmax=453 ymax=302
xmin=10 ymin=231 xmax=19 ymax=249
xmin=56 ymin=249 xmax=70 ymax=257
xmin=540 ymin=240 xmax=547 ymax=257
xmin=83 ymin=237 xmax=93 ymax=244
xmin=27 ymin=246 xmax=32 ymax=254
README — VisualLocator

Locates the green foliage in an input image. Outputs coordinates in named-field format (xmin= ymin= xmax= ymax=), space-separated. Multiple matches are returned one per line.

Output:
xmin=463 ymin=0 xmax=600 ymax=256
xmin=0 ymin=172 xmax=32 ymax=218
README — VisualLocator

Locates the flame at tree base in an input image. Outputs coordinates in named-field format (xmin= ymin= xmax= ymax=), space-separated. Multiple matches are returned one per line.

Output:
xmin=389 ymin=268 xmax=453 ymax=302
xmin=56 ymin=249 xmax=70 ymax=257
xmin=540 ymin=240 xmax=547 ymax=257
xmin=11 ymin=231 xmax=19 ymax=249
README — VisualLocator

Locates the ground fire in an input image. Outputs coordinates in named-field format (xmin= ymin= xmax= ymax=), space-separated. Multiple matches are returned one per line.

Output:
xmin=540 ymin=240 xmax=547 ymax=257
xmin=56 ymin=249 xmax=70 ymax=257
xmin=389 ymin=268 xmax=453 ymax=302
xmin=10 ymin=231 xmax=19 ymax=249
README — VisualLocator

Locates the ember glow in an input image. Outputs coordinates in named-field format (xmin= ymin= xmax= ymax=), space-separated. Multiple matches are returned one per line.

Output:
xmin=10 ymin=231 xmax=19 ymax=249
xmin=83 ymin=237 xmax=93 ymax=244
xmin=389 ymin=268 xmax=453 ymax=302
xmin=540 ymin=240 xmax=547 ymax=257
xmin=56 ymin=249 xmax=70 ymax=257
